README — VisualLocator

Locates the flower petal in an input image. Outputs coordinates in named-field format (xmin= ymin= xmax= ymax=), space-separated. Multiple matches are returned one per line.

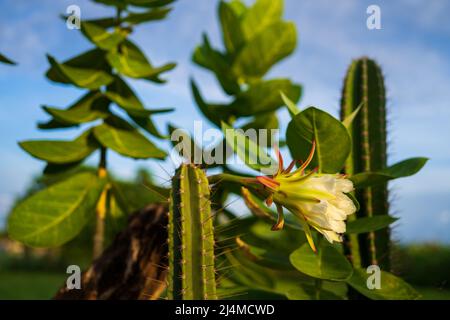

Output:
xmin=329 ymin=192 xmax=356 ymax=216
xmin=336 ymin=177 xmax=354 ymax=193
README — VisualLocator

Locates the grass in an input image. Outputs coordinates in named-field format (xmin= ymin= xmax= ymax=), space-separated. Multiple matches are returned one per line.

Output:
xmin=0 ymin=271 xmax=66 ymax=300
xmin=0 ymin=270 xmax=449 ymax=300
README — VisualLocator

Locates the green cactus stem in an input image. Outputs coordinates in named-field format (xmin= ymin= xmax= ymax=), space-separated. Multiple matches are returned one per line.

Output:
xmin=340 ymin=57 xmax=390 ymax=271
xmin=168 ymin=164 xmax=217 ymax=300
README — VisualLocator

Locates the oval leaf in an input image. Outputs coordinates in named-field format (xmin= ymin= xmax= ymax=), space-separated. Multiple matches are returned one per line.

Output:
xmin=347 ymin=268 xmax=420 ymax=300
xmin=106 ymin=40 xmax=175 ymax=81
xmin=232 ymin=21 xmax=296 ymax=79
xmin=346 ymin=215 xmax=398 ymax=234
xmin=190 ymin=80 xmax=232 ymax=126
xmin=93 ymin=123 xmax=166 ymax=159
xmin=46 ymin=54 xmax=113 ymax=89
xmin=19 ymin=130 xmax=99 ymax=164
xmin=105 ymin=76 xmax=171 ymax=117
xmin=229 ymin=79 xmax=301 ymax=116
xmin=350 ymin=157 xmax=428 ymax=188
xmin=123 ymin=8 xmax=171 ymax=25
xmin=289 ymin=242 xmax=353 ymax=281
xmin=286 ymin=107 xmax=351 ymax=173
xmin=81 ymin=22 xmax=128 ymax=50
xmin=287 ymin=285 xmax=343 ymax=300
xmin=241 ymin=0 xmax=282 ymax=40
xmin=46 ymin=49 xmax=111 ymax=84
xmin=219 ymin=0 xmax=245 ymax=53
xmin=8 ymin=172 xmax=106 ymax=247
xmin=193 ymin=34 xmax=240 ymax=95
xmin=43 ymin=91 xmax=110 ymax=125
xmin=125 ymin=0 xmax=175 ymax=8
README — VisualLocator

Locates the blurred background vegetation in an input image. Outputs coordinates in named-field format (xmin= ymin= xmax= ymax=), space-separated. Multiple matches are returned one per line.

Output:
xmin=0 ymin=167 xmax=165 ymax=299
xmin=1 ymin=167 xmax=449 ymax=299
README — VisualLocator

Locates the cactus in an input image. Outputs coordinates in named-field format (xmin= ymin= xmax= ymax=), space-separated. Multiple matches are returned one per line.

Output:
xmin=168 ymin=164 xmax=217 ymax=300
xmin=340 ymin=57 xmax=390 ymax=271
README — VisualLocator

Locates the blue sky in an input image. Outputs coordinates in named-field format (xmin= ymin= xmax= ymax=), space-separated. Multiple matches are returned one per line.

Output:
xmin=0 ymin=0 xmax=449 ymax=243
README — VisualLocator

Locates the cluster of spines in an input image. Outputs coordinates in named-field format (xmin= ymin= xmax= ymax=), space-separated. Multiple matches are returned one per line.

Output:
xmin=167 ymin=164 xmax=217 ymax=300
xmin=340 ymin=57 xmax=390 ymax=270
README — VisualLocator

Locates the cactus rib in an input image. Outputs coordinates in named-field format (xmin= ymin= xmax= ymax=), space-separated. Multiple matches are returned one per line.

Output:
xmin=340 ymin=57 xmax=390 ymax=271
xmin=168 ymin=164 xmax=217 ymax=300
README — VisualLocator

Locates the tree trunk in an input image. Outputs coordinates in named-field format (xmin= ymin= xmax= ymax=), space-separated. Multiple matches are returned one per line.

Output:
xmin=54 ymin=203 xmax=168 ymax=300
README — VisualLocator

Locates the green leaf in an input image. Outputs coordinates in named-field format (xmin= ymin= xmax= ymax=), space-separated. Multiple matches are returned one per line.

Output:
xmin=7 ymin=172 xmax=106 ymax=247
xmin=228 ymin=0 xmax=247 ymax=16
xmin=81 ymin=22 xmax=128 ymax=50
xmin=241 ymin=0 xmax=282 ymax=40
xmin=222 ymin=121 xmax=277 ymax=173
xmin=286 ymin=107 xmax=351 ymax=173
xmin=289 ymin=242 xmax=353 ymax=281
xmin=342 ymin=102 xmax=363 ymax=128
xmin=83 ymin=17 xmax=117 ymax=28
xmin=281 ymin=91 xmax=300 ymax=117
xmin=123 ymin=7 xmax=172 ymax=24
xmin=93 ymin=122 xmax=166 ymax=159
xmin=105 ymin=76 xmax=144 ymax=110
xmin=287 ymin=285 xmax=344 ymax=300
xmin=46 ymin=54 xmax=113 ymax=89
xmin=42 ymin=91 xmax=110 ymax=125
xmin=191 ymin=80 xmax=232 ymax=127
xmin=219 ymin=0 xmax=245 ymax=53
xmin=105 ymin=76 xmax=171 ymax=117
xmin=350 ymin=157 xmax=428 ymax=188
xmin=126 ymin=0 xmax=175 ymax=8
xmin=224 ymin=250 xmax=275 ymax=291
xmin=104 ymin=76 xmax=170 ymax=138
xmin=347 ymin=268 xmax=420 ymax=300
xmin=382 ymin=157 xmax=428 ymax=178
xmin=19 ymin=130 xmax=99 ymax=164
xmin=241 ymin=112 xmax=279 ymax=146
xmin=241 ymin=112 xmax=279 ymax=131
xmin=192 ymin=34 xmax=240 ymax=95
xmin=93 ymin=0 xmax=127 ymax=9
xmin=38 ymin=118 xmax=76 ymax=130
xmin=46 ymin=49 xmax=110 ymax=84
xmin=131 ymin=115 xmax=168 ymax=139
xmin=229 ymin=79 xmax=301 ymax=116
xmin=232 ymin=21 xmax=296 ymax=80
xmin=346 ymin=215 xmax=398 ymax=234
xmin=93 ymin=0 xmax=173 ymax=9
xmin=106 ymin=40 xmax=175 ymax=82
xmin=43 ymin=161 xmax=83 ymax=175
xmin=0 ymin=53 xmax=16 ymax=65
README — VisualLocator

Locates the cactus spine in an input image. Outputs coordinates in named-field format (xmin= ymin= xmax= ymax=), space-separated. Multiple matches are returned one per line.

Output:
xmin=168 ymin=164 xmax=217 ymax=300
xmin=340 ymin=57 xmax=390 ymax=271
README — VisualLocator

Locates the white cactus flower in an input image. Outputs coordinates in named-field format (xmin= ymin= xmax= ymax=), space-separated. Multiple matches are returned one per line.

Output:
xmin=255 ymin=141 xmax=357 ymax=252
